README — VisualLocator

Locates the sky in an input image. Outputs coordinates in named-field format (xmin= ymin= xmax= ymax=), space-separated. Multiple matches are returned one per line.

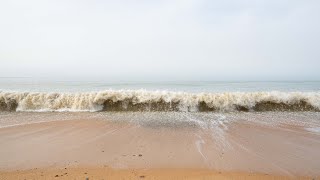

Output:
xmin=0 ymin=0 xmax=319 ymax=81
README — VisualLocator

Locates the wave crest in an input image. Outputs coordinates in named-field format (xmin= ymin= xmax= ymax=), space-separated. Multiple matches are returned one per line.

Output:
xmin=0 ymin=90 xmax=319 ymax=112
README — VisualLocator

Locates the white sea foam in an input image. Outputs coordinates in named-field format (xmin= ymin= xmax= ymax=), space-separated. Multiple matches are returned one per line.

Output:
xmin=0 ymin=90 xmax=319 ymax=112
xmin=306 ymin=127 xmax=320 ymax=133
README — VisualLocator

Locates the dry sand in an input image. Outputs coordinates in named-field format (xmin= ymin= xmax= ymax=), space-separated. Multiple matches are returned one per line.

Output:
xmin=0 ymin=118 xmax=319 ymax=179
xmin=0 ymin=167 xmax=308 ymax=180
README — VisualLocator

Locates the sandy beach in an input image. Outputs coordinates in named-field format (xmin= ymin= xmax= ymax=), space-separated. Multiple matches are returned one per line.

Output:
xmin=2 ymin=0 xmax=320 ymax=178
xmin=0 ymin=113 xmax=320 ymax=179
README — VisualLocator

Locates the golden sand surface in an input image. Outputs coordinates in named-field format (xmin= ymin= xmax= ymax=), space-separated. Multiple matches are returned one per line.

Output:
xmin=0 ymin=118 xmax=319 ymax=179
xmin=0 ymin=167 xmax=311 ymax=180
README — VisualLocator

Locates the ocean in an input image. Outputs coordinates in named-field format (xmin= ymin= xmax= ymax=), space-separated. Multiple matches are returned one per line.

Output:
xmin=1 ymin=78 xmax=320 ymax=129
xmin=0 ymin=78 xmax=320 ymax=112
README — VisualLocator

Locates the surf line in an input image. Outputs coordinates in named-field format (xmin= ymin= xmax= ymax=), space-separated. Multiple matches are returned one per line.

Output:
xmin=194 ymin=133 xmax=208 ymax=162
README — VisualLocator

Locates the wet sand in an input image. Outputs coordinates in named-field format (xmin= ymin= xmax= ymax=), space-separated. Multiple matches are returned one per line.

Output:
xmin=0 ymin=118 xmax=320 ymax=179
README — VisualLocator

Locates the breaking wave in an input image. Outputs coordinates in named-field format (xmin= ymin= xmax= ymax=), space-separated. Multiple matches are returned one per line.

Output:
xmin=0 ymin=90 xmax=319 ymax=112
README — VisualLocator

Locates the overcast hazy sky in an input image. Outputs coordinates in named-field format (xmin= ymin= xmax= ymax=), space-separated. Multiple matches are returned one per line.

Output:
xmin=0 ymin=0 xmax=319 ymax=81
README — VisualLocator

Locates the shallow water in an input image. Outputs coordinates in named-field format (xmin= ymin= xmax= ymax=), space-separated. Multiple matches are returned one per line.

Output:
xmin=1 ymin=111 xmax=320 ymax=129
